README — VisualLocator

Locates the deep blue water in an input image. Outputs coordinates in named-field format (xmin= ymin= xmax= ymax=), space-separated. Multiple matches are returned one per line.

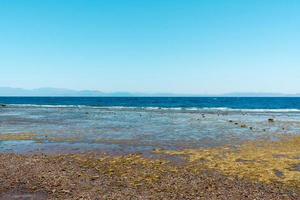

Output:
xmin=1 ymin=97 xmax=300 ymax=110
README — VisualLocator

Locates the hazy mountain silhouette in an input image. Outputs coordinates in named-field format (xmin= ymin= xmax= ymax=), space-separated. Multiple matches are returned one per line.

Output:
xmin=0 ymin=87 xmax=104 ymax=96
xmin=0 ymin=87 xmax=300 ymax=97
xmin=220 ymin=92 xmax=300 ymax=97
xmin=0 ymin=87 xmax=157 ymax=97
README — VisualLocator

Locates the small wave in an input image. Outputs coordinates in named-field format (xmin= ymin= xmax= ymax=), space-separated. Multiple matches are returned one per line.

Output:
xmin=198 ymin=107 xmax=300 ymax=113
xmin=4 ymin=104 xmax=88 ymax=108
xmin=2 ymin=104 xmax=300 ymax=113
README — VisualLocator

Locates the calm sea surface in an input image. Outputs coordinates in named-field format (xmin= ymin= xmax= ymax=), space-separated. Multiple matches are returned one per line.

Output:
xmin=1 ymin=97 xmax=300 ymax=110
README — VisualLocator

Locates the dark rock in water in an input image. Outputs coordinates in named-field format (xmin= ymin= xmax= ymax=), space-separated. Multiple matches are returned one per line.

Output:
xmin=0 ymin=104 xmax=6 ymax=107
xmin=268 ymin=118 xmax=275 ymax=123
xmin=263 ymin=129 xmax=266 ymax=132
xmin=274 ymin=170 xmax=284 ymax=178
xmin=249 ymin=127 xmax=253 ymax=130
xmin=229 ymin=120 xmax=233 ymax=123
xmin=234 ymin=122 xmax=239 ymax=125
xmin=292 ymin=164 xmax=300 ymax=172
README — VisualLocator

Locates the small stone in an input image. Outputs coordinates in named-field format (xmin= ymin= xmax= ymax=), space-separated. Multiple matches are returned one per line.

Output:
xmin=62 ymin=189 xmax=70 ymax=193
xmin=90 ymin=175 xmax=100 ymax=180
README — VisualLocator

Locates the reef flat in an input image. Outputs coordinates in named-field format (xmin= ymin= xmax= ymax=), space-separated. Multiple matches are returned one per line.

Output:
xmin=0 ymin=153 xmax=298 ymax=200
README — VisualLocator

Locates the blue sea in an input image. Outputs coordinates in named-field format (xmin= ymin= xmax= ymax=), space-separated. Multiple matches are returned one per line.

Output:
xmin=1 ymin=97 xmax=300 ymax=110
xmin=0 ymin=97 xmax=300 ymax=155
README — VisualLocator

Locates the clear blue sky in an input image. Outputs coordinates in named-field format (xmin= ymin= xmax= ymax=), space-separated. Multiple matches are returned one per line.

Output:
xmin=0 ymin=0 xmax=299 ymax=94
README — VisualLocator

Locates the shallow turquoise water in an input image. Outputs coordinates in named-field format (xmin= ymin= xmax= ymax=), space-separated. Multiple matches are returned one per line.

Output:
xmin=0 ymin=106 xmax=300 ymax=154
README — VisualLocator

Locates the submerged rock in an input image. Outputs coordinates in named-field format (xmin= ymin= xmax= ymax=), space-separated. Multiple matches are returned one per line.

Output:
xmin=240 ymin=124 xmax=247 ymax=128
xmin=268 ymin=118 xmax=275 ymax=123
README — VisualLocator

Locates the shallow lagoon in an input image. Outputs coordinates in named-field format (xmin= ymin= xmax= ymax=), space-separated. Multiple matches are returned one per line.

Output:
xmin=0 ymin=106 xmax=300 ymax=154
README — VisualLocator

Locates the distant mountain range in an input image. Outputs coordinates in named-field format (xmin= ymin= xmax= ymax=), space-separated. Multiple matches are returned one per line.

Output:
xmin=0 ymin=87 xmax=130 ymax=97
xmin=0 ymin=87 xmax=300 ymax=97
xmin=0 ymin=87 xmax=172 ymax=97
xmin=220 ymin=92 xmax=300 ymax=97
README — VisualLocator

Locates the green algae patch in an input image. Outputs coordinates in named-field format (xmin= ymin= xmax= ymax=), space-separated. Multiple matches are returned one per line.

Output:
xmin=0 ymin=133 xmax=38 ymax=141
xmin=156 ymin=136 xmax=300 ymax=189
xmin=72 ymin=154 xmax=177 ymax=187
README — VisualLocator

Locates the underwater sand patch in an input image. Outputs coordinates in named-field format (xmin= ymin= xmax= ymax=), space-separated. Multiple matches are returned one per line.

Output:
xmin=0 ymin=133 xmax=38 ymax=141
xmin=0 ymin=133 xmax=83 ymax=144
